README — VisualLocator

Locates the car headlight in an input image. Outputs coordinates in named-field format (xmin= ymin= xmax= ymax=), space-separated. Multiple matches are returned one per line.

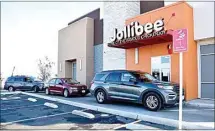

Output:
xmin=157 ymin=85 xmax=173 ymax=90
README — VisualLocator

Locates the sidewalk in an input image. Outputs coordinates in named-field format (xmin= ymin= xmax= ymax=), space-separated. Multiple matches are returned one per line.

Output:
xmin=185 ymin=99 xmax=214 ymax=108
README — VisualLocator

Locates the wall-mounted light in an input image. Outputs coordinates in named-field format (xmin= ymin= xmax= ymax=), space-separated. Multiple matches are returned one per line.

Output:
xmin=167 ymin=44 xmax=173 ymax=54
xmin=59 ymin=63 xmax=62 ymax=72
xmin=135 ymin=48 xmax=139 ymax=64
xmin=79 ymin=59 xmax=82 ymax=71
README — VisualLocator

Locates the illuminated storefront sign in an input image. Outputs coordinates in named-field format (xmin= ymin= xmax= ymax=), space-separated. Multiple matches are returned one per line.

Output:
xmin=109 ymin=18 xmax=165 ymax=45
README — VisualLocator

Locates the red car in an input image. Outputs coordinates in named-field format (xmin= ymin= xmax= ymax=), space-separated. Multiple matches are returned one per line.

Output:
xmin=45 ymin=78 xmax=89 ymax=97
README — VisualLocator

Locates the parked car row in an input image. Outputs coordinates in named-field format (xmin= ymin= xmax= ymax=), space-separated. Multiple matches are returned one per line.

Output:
xmin=4 ymin=70 xmax=184 ymax=111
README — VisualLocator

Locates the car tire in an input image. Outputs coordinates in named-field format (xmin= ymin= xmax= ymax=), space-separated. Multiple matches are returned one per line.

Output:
xmin=143 ymin=92 xmax=162 ymax=111
xmin=95 ymin=89 xmax=107 ymax=104
xmin=8 ymin=86 xmax=14 ymax=92
xmin=33 ymin=86 xmax=39 ymax=93
xmin=45 ymin=88 xmax=50 ymax=95
xmin=63 ymin=89 xmax=69 ymax=98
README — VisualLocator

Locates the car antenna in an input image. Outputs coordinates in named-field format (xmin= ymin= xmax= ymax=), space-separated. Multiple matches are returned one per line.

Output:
xmin=11 ymin=66 xmax=15 ymax=76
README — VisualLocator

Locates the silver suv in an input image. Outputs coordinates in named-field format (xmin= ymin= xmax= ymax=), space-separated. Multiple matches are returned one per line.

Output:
xmin=90 ymin=70 xmax=184 ymax=111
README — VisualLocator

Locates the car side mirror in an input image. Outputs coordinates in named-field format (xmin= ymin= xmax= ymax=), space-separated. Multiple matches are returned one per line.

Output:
xmin=59 ymin=82 xmax=63 ymax=85
xmin=129 ymin=78 xmax=137 ymax=83
xmin=29 ymin=80 xmax=33 ymax=83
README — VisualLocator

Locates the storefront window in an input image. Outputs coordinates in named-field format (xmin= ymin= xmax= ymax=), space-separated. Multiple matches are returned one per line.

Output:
xmin=151 ymin=55 xmax=171 ymax=82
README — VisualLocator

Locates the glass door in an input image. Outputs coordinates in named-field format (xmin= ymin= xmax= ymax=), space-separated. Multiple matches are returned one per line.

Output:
xmin=72 ymin=62 xmax=77 ymax=80
xmin=151 ymin=56 xmax=171 ymax=82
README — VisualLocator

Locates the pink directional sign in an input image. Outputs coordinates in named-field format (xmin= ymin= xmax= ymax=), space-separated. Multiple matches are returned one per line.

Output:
xmin=173 ymin=29 xmax=188 ymax=53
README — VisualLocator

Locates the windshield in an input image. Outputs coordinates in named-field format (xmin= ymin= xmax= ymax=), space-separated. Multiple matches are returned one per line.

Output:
xmin=63 ymin=78 xmax=79 ymax=84
xmin=131 ymin=72 xmax=158 ymax=82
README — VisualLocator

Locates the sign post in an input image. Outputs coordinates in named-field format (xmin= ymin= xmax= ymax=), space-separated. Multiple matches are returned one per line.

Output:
xmin=173 ymin=28 xmax=188 ymax=130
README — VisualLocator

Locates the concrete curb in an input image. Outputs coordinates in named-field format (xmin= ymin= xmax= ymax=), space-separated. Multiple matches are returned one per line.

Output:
xmin=27 ymin=98 xmax=37 ymax=102
xmin=21 ymin=92 xmax=214 ymax=130
xmin=72 ymin=110 xmax=95 ymax=119
xmin=44 ymin=102 xmax=58 ymax=109
xmin=184 ymin=102 xmax=214 ymax=109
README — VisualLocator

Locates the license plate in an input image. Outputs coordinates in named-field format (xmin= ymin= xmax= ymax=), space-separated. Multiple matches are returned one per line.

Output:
xmin=82 ymin=90 xmax=86 ymax=93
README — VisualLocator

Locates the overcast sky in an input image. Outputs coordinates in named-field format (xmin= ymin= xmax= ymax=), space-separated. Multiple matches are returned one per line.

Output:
xmin=1 ymin=2 xmax=103 ymax=80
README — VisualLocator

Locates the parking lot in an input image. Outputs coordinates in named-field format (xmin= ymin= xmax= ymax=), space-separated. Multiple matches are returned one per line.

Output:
xmin=0 ymin=91 xmax=176 ymax=130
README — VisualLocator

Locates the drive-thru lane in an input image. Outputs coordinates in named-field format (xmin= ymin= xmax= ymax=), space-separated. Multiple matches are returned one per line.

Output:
xmin=1 ymin=91 xmax=174 ymax=130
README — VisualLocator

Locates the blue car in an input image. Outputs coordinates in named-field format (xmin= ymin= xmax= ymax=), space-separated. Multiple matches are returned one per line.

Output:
xmin=4 ymin=75 xmax=45 ymax=93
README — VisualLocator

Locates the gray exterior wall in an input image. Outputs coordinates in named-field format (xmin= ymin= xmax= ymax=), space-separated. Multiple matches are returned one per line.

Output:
xmin=68 ymin=8 xmax=103 ymax=46
xmin=94 ymin=44 xmax=103 ymax=75
xmin=58 ymin=17 xmax=94 ymax=87
xmin=140 ymin=1 xmax=164 ymax=14
xmin=198 ymin=37 xmax=215 ymax=99
xmin=103 ymin=2 xmax=140 ymax=71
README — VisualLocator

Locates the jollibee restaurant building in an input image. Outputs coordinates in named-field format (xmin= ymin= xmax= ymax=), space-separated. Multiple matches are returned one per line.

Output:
xmin=58 ymin=1 xmax=214 ymax=101
xmin=108 ymin=2 xmax=214 ymax=100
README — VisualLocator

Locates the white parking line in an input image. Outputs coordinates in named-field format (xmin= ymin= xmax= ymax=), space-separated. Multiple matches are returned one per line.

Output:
xmin=0 ymin=91 xmax=21 ymax=95
xmin=1 ymin=111 xmax=73 ymax=126
xmin=1 ymin=104 xmax=44 ymax=111
xmin=1 ymin=97 xmax=21 ymax=100
xmin=113 ymin=119 xmax=141 ymax=130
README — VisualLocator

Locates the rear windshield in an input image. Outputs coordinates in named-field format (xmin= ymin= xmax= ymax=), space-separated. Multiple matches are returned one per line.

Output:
xmin=94 ymin=73 xmax=106 ymax=81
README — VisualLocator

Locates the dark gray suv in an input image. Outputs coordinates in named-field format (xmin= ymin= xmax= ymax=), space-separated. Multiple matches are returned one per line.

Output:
xmin=4 ymin=76 xmax=44 ymax=92
xmin=90 ymin=70 xmax=184 ymax=111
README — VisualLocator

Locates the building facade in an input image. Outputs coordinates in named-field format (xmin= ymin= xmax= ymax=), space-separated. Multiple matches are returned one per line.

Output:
xmin=58 ymin=9 xmax=103 ymax=87
xmin=58 ymin=1 xmax=214 ymax=100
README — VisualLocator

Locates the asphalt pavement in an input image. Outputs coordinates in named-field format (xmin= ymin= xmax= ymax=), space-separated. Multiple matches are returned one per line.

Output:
xmin=0 ymin=91 xmax=177 ymax=130
xmin=36 ymin=92 xmax=215 ymax=123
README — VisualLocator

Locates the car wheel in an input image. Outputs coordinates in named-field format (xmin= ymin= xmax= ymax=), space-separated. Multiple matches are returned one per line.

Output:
xmin=143 ymin=92 xmax=162 ymax=111
xmin=63 ymin=89 xmax=69 ymax=98
xmin=96 ymin=89 xmax=107 ymax=104
xmin=8 ymin=86 xmax=14 ymax=92
xmin=33 ymin=86 xmax=39 ymax=93
xmin=45 ymin=88 xmax=50 ymax=95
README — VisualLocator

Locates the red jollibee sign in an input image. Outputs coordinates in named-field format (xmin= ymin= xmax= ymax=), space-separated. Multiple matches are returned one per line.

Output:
xmin=173 ymin=29 xmax=188 ymax=53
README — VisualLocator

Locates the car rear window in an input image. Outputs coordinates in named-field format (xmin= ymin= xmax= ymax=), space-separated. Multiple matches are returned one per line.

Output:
xmin=6 ymin=77 xmax=14 ymax=82
xmin=14 ymin=77 xmax=23 ymax=82
xmin=94 ymin=73 xmax=106 ymax=81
